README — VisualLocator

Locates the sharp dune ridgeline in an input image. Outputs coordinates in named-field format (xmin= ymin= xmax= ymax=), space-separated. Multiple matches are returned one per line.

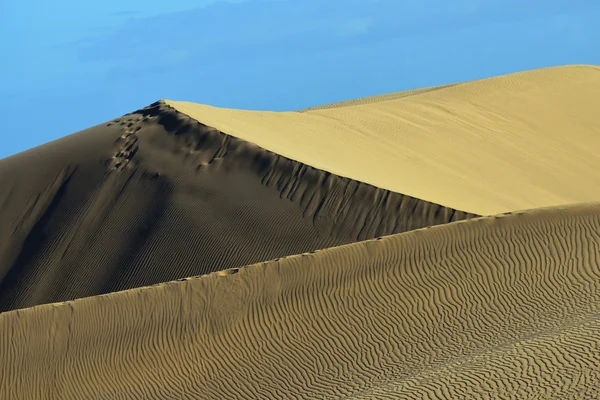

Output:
xmin=1 ymin=64 xmax=600 ymax=399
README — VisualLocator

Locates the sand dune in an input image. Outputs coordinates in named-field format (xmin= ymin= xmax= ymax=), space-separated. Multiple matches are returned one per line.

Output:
xmin=167 ymin=64 xmax=600 ymax=215
xmin=0 ymin=102 xmax=473 ymax=311
xmin=2 ymin=64 xmax=600 ymax=399
xmin=2 ymin=203 xmax=599 ymax=399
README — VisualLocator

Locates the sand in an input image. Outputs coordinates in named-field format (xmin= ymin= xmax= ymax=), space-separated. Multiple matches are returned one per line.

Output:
xmin=296 ymin=83 xmax=460 ymax=112
xmin=0 ymin=102 xmax=473 ymax=311
xmin=2 ymin=203 xmax=599 ymax=399
xmin=167 ymin=65 xmax=600 ymax=215
xmin=1 ymin=64 xmax=600 ymax=399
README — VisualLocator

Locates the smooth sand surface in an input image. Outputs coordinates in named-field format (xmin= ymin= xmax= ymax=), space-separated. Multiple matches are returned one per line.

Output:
xmin=167 ymin=65 xmax=600 ymax=215
xmin=296 ymin=83 xmax=459 ymax=112
xmin=0 ymin=102 xmax=473 ymax=311
xmin=2 ymin=203 xmax=600 ymax=399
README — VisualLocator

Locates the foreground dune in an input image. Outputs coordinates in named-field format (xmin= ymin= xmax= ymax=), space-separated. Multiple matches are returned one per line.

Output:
xmin=2 ymin=203 xmax=600 ymax=399
xmin=0 ymin=102 xmax=473 ymax=311
xmin=167 ymin=64 xmax=600 ymax=215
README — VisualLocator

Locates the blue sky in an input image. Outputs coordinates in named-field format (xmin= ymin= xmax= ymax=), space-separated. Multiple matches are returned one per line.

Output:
xmin=1 ymin=0 xmax=599 ymax=158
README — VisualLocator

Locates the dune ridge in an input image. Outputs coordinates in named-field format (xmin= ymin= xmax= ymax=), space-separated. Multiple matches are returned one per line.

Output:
xmin=2 ymin=203 xmax=600 ymax=399
xmin=167 ymin=64 xmax=600 ymax=215
xmin=296 ymin=83 xmax=459 ymax=112
xmin=0 ymin=101 xmax=474 ymax=311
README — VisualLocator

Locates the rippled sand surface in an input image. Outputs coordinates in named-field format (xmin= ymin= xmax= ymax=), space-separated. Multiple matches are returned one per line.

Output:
xmin=2 ymin=204 xmax=600 ymax=399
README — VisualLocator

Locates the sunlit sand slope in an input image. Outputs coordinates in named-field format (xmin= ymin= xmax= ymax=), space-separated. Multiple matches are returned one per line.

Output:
xmin=167 ymin=64 xmax=600 ymax=215
xmin=297 ymin=83 xmax=458 ymax=112
xmin=2 ymin=203 xmax=599 ymax=399
xmin=0 ymin=102 xmax=474 ymax=311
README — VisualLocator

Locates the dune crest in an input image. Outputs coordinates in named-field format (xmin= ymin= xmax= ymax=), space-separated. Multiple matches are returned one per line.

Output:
xmin=167 ymin=64 xmax=600 ymax=215
xmin=2 ymin=203 xmax=600 ymax=398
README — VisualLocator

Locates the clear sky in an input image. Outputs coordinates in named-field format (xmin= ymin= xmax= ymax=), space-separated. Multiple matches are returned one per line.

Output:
xmin=1 ymin=0 xmax=599 ymax=158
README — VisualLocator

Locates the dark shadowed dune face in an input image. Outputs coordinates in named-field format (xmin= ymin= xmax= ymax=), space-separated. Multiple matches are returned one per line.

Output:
xmin=0 ymin=101 xmax=476 ymax=311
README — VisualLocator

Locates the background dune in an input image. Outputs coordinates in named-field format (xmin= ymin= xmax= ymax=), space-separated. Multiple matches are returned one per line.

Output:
xmin=2 ymin=203 xmax=599 ymax=399
xmin=0 ymin=102 xmax=474 ymax=312
xmin=167 ymin=64 xmax=600 ymax=215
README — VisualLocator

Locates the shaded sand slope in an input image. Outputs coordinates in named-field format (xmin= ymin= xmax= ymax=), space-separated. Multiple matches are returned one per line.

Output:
xmin=0 ymin=102 xmax=474 ymax=311
xmin=2 ymin=203 xmax=600 ymax=399
xmin=167 ymin=64 xmax=600 ymax=215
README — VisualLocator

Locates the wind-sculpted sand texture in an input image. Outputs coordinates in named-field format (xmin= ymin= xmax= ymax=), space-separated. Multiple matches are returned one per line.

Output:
xmin=0 ymin=102 xmax=475 ymax=311
xmin=2 ymin=203 xmax=600 ymax=399
xmin=167 ymin=65 xmax=600 ymax=215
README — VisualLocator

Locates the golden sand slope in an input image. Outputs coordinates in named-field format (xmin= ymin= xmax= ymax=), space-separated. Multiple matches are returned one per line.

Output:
xmin=2 ymin=203 xmax=600 ymax=399
xmin=167 ymin=65 xmax=600 ymax=215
